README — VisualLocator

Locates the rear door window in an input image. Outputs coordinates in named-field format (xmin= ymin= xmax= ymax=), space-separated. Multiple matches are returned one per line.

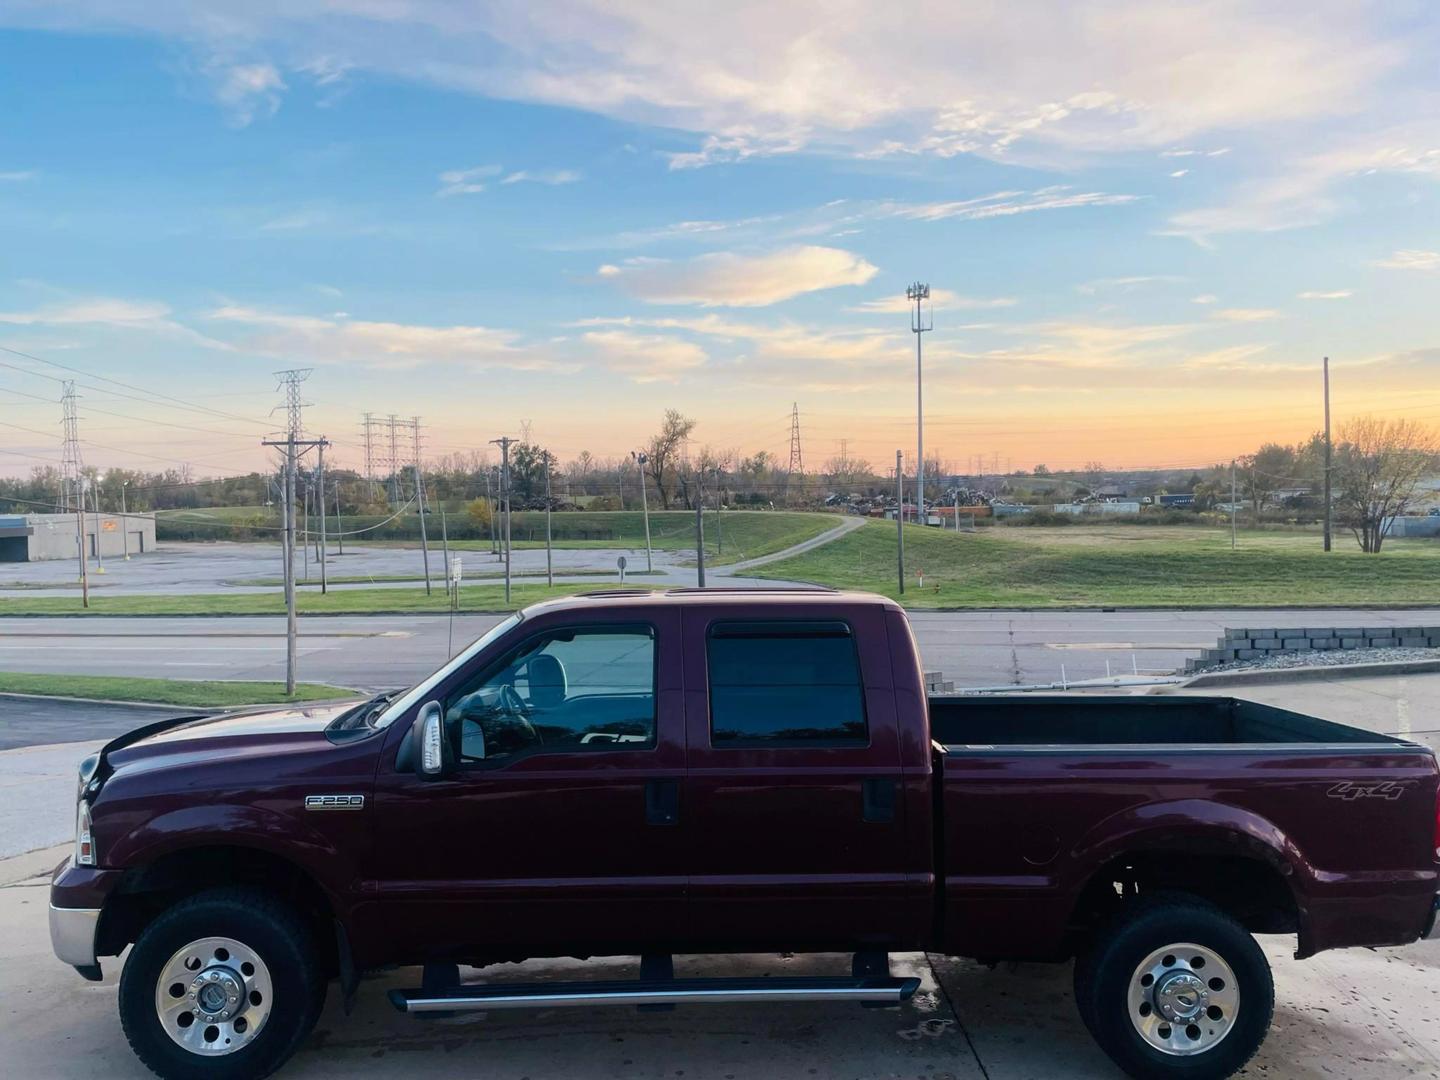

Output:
xmin=706 ymin=620 xmax=868 ymax=747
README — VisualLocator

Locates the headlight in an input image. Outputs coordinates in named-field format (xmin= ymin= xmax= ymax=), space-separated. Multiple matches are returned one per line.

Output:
xmin=75 ymin=799 xmax=95 ymax=867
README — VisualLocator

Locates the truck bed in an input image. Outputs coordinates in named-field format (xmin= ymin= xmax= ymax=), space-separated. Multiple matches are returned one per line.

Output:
xmin=928 ymin=693 xmax=1410 ymax=747
xmin=927 ymin=694 xmax=1437 ymax=964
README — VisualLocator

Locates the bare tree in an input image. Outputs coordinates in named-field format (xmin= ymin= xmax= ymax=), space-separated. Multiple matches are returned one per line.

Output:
xmin=1333 ymin=417 xmax=1440 ymax=553
xmin=644 ymin=409 xmax=696 ymax=509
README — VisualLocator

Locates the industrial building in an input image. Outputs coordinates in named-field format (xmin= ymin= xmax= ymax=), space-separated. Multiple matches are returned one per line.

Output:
xmin=0 ymin=512 xmax=156 ymax=562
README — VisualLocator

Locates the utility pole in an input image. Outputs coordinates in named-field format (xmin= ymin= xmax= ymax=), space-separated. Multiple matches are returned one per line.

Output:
xmin=633 ymin=451 xmax=654 ymax=572
xmin=60 ymin=381 xmax=83 ymax=515
xmin=1230 ymin=459 xmax=1238 ymax=551
xmin=440 ymin=509 xmax=452 ymax=602
xmin=263 ymin=368 xmax=324 ymax=697
xmin=544 ymin=450 xmax=554 ymax=588
xmin=92 ymin=479 xmax=105 ymax=574
xmin=490 ymin=436 xmax=516 ymax=605
xmin=908 ymin=282 xmax=932 ymax=525
xmin=316 ymin=441 xmax=328 ymax=595
xmin=75 ymin=486 xmax=89 ymax=607
xmin=694 ymin=481 xmax=706 ymax=588
xmin=715 ymin=470 xmax=723 ymax=557
xmin=302 ymin=479 xmax=310 ymax=582
xmin=412 ymin=418 xmax=432 ymax=596
xmin=1322 ymin=356 xmax=1333 ymax=552
xmin=333 ymin=481 xmax=344 ymax=556
xmin=120 ymin=481 xmax=130 ymax=559
xmin=895 ymin=449 xmax=905 ymax=595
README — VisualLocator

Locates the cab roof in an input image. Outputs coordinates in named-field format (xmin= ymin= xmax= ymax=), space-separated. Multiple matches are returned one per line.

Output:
xmin=520 ymin=587 xmax=901 ymax=618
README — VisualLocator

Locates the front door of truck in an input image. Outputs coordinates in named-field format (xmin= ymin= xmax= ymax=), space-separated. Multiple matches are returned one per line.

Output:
xmin=372 ymin=609 xmax=687 ymax=959
xmin=680 ymin=605 xmax=917 ymax=950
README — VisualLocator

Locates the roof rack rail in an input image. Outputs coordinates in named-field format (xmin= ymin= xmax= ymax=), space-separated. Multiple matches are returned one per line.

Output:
xmin=663 ymin=585 xmax=838 ymax=595
xmin=574 ymin=589 xmax=655 ymax=598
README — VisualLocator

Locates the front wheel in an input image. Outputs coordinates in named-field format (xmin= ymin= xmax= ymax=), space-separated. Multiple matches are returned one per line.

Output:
xmin=1074 ymin=894 xmax=1274 ymax=1079
xmin=119 ymin=887 xmax=326 ymax=1080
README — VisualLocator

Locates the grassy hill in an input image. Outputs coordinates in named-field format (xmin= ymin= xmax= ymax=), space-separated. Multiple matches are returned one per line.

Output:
xmin=158 ymin=508 xmax=841 ymax=567
xmin=752 ymin=521 xmax=1440 ymax=607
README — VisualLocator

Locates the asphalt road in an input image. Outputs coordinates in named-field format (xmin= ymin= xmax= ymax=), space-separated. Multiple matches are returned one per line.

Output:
xmin=3 ymin=608 xmax=1439 ymax=691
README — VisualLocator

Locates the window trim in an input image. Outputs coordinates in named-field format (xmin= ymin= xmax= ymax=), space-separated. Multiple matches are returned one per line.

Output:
xmin=448 ymin=621 xmax=661 ymax=769
xmin=705 ymin=618 xmax=871 ymax=750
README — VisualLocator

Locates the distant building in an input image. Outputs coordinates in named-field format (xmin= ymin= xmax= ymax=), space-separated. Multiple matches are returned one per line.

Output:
xmin=0 ymin=512 xmax=156 ymax=562
xmin=1051 ymin=501 xmax=1142 ymax=516
xmin=1157 ymin=493 xmax=1195 ymax=507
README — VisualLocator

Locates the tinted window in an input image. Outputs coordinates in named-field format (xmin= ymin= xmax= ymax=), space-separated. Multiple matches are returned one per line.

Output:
xmin=707 ymin=621 xmax=867 ymax=746
xmin=445 ymin=625 xmax=656 ymax=762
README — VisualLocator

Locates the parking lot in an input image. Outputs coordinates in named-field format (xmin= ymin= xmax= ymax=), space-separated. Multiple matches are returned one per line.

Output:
xmin=3 ymin=664 xmax=1438 ymax=1078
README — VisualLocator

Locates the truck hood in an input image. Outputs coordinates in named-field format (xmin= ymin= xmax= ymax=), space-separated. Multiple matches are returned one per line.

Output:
xmin=100 ymin=699 xmax=362 ymax=775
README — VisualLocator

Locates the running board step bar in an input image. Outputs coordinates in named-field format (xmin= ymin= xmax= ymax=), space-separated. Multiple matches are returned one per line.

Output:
xmin=388 ymin=975 xmax=920 ymax=1014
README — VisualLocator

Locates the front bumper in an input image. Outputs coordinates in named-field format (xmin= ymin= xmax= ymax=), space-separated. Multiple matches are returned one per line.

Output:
xmin=49 ymin=903 xmax=102 ymax=977
xmin=1426 ymin=896 xmax=1440 ymax=941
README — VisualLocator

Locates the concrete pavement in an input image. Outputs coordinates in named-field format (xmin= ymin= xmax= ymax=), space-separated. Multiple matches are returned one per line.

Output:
xmin=2 ymin=844 xmax=1435 ymax=1079
xmin=5 ymin=608 xmax=1439 ymax=691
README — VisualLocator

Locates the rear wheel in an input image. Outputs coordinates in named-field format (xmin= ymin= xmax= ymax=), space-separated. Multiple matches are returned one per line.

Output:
xmin=1074 ymin=894 xmax=1273 ymax=1079
xmin=119 ymin=887 xmax=325 ymax=1080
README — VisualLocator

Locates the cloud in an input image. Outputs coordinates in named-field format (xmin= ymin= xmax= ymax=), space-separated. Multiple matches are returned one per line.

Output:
xmin=597 ymin=246 xmax=878 ymax=307
xmin=0 ymin=170 xmax=36 ymax=182
xmin=882 ymin=188 xmax=1139 ymax=223
xmin=1373 ymin=249 xmax=1440 ymax=271
xmin=5 ymin=2 xmax=1403 ymax=168
xmin=210 ymin=62 xmax=285 ymax=126
xmin=1214 ymin=308 xmax=1281 ymax=322
xmin=208 ymin=305 xmax=564 ymax=371
xmin=1169 ymin=169 xmax=1188 ymax=178
xmin=1297 ymin=289 xmax=1353 ymax=299
xmin=1160 ymin=148 xmax=1231 ymax=158
xmin=500 ymin=168 xmax=582 ymax=185
xmin=579 ymin=329 xmax=708 ymax=381
xmin=1191 ymin=294 xmax=1218 ymax=304
xmin=436 ymin=164 xmax=503 ymax=197
xmin=1075 ymin=275 xmax=1184 ymax=295
xmin=0 ymin=296 xmax=232 ymax=350
xmin=848 ymin=289 xmax=1016 ymax=313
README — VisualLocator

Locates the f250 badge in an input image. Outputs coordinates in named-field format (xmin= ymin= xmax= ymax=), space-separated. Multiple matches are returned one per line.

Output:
xmin=1327 ymin=781 xmax=1407 ymax=801
xmin=304 ymin=794 xmax=366 ymax=811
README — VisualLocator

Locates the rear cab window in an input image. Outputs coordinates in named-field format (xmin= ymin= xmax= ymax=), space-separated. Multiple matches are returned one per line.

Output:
xmin=706 ymin=620 xmax=868 ymax=747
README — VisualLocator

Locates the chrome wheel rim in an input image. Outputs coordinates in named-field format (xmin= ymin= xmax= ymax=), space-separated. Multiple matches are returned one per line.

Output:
xmin=154 ymin=936 xmax=272 ymax=1057
xmin=1126 ymin=941 xmax=1239 ymax=1056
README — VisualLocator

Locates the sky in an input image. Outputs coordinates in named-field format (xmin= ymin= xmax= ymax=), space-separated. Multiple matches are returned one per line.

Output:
xmin=1 ymin=1 xmax=1438 ymax=482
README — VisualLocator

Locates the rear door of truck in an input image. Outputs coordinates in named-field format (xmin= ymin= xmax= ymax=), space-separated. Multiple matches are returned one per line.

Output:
xmin=679 ymin=602 xmax=925 ymax=949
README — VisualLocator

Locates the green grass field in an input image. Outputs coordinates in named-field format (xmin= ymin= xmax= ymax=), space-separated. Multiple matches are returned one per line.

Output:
xmin=0 ymin=672 xmax=355 ymax=707
xmin=753 ymin=521 xmax=1440 ymax=608
xmin=353 ymin=510 xmax=840 ymax=565
xmin=0 ymin=581 xmax=662 ymax=616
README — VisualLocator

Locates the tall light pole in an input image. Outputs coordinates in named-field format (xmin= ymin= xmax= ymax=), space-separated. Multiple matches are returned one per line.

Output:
xmin=632 ymin=450 xmax=653 ymax=573
xmin=1322 ymin=356 xmax=1333 ymax=552
xmin=907 ymin=282 xmax=932 ymax=524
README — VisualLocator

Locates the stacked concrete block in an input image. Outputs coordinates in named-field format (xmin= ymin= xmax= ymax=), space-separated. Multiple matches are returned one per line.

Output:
xmin=1187 ymin=624 xmax=1440 ymax=671
xmin=924 ymin=671 xmax=955 ymax=694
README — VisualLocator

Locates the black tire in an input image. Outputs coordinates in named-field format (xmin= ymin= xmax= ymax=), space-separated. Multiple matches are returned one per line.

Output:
xmin=1073 ymin=893 xmax=1273 ymax=1080
xmin=119 ymin=887 xmax=326 ymax=1080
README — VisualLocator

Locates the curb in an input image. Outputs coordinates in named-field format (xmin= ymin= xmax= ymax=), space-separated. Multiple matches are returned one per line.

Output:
xmin=1180 ymin=659 xmax=1440 ymax=688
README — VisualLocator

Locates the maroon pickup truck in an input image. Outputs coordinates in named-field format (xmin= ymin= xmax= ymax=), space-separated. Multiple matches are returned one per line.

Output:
xmin=51 ymin=589 xmax=1440 ymax=1080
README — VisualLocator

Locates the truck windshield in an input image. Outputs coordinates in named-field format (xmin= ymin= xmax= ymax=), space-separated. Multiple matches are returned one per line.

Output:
xmin=371 ymin=613 xmax=523 ymax=729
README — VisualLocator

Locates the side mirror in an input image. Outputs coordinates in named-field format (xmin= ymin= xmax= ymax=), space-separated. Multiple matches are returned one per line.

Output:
xmin=416 ymin=701 xmax=453 ymax=780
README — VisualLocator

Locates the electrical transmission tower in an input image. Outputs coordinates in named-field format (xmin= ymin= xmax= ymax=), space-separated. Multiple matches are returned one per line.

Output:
xmin=410 ymin=417 xmax=432 ymax=595
xmin=519 ymin=419 xmax=533 ymax=443
xmin=60 ymin=381 xmax=84 ymax=512
xmin=787 ymin=402 xmax=804 ymax=475
xmin=262 ymin=369 xmax=325 ymax=695
xmin=386 ymin=414 xmax=401 ymax=505
xmin=360 ymin=412 xmax=380 ymax=502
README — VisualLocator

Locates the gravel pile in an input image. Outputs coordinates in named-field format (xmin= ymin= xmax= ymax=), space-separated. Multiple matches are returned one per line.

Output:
xmin=1192 ymin=646 xmax=1440 ymax=676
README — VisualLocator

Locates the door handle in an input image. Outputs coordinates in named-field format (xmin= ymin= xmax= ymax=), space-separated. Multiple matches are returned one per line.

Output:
xmin=645 ymin=779 xmax=679 ymax=826
xmin=861 ymin=778 xmax=897 ymax=824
